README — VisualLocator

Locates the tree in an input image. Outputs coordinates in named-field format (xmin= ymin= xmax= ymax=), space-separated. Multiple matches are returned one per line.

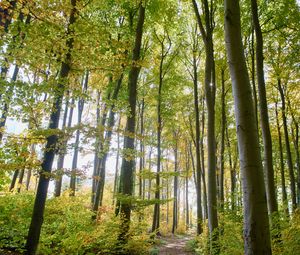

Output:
xmin=117 ymin=1 xmax=145 ymax=242
xmin=70 ymin=71 xmax=89 ymax=196
xmin=251 ymin=0 xmax=278 ymax=215
xmin=192 ymin=0 xmax=218 ymax=246
xmin=25 ymin=1 xmax=77 ymax=253
xmin=224 ymin=0 xmax=272 ymax=254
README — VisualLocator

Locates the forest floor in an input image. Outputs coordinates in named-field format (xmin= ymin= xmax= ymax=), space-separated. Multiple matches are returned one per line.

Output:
xmin=156 ymin=235 xmax=194 ymax=255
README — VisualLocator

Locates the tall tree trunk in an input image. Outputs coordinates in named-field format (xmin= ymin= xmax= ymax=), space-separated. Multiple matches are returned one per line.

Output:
xmin=226 ymin=122 xmax=236 ymax=211
xmin=113 ymin=116 xmax=121 ymax=207
xmin=25 ymin=1 xmax=76 ymax=253
xmin=70 ymin=72 xmax=89 ymax=196
xmin=166 ymin=158 xmax=170 ymax=226
xmin=92 ymin=74 xmax=122 ymax=215
xmin=275 ymin=101 xmax=288 ymax=215
xmin=9 ymin=169 xmax=19 ymax=192
xmin=287 ymin=98 xmax=300 ymax=207
xmin=192 ymin=1 xmax=218 ymax=243
xmin=0 ymin=13 xmax=31 ymax=141
xmin=292 ymin=124 xmax=300 ymax=206
xmin=117 ymin=2 xmax=145 ymax=242
xmin=54 ymin=94 xmax=72 ymax=197
xmin=200 ymin=97 xmax=208 ymax=220
xmin=185 ymin=144 xmax=190 ymax=230
xmin=0 ymin=65 xmax=19 ymax=141
xmin=192 ymin=48 xmax=203 ymax=234
xmin=139 ymin=99 xmax=145 ymax=200
xmin=91 ymin=91 xmax=109 ymax=203
xmin=251 ymin=0 xmax=278 ymax=214
xmin=26 ymin=169 xmax=31 ymax=191
xmin=147 ymin=147 xmax=153 ymax=200
xmin=250 ymin=26 xmax=259 ymax=129
xmin=172 ymin=135 xmax=178 ymax=234
xmin=219 ymin=69 xmax=226 ymax=209
xmin=277 ymin=78 xmax=296 ymax=209
xmin=224 ymin=1 xmax=272 ymax=254
xmin=17 ymin=168 xmax=25 ymax=193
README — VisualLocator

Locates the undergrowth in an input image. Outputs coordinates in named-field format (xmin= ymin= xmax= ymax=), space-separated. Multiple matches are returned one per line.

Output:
xmin=0 ymin=192 xmax=151 ymax=255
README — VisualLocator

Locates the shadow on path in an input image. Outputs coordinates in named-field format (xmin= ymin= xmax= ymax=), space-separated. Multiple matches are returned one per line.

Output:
xmin=157 ymin=235 xmax=194 ymax=255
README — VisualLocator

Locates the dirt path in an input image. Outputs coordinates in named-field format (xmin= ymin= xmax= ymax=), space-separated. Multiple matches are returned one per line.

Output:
xmin=158 ymin=235 xmax=194 ymax=255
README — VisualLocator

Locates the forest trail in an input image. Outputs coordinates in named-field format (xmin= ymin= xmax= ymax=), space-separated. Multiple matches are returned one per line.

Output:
xmin=158 ymin=235 xmax=194 ymax=255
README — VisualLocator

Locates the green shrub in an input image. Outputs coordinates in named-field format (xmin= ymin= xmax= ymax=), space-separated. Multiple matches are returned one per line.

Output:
xmin=0 ymin=192 xmax=33 ymax=254
xmin=0 ymin=192 xmax=151 ymax=254
xmin=281 ymin=210 xmax=300 ymax=255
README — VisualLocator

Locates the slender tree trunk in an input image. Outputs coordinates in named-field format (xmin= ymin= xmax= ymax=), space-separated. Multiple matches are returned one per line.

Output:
xmin=224 ymin=1 xmax=272 ymax=254
xmin=226 ymin=122 xmax=236 ymax=211
xmin=25 ymin=2 xmax=76 ymax=253
xmin=17 ymin=168 xmax=25 ymax=193
xmin=275 ymin=101 xmax=288 ymax=215
xmin=251 ymin=0 xmax=278 ymax=214
xmin=277 ymin=78 xmax=296 ymax=209
xmin=26 ymin=169 xmax=31 ymax=191
xmin=70 ymin=72 xmax=89 ymax=196
xmin=147 ymin=147 xmax=153 ymax=200
xmin=172 ymin=136 xmax=178 ymax=234
xmin=292 ymin=125 xmax=300 ymax=206
xmin=192 ymin=49 xmax=203 ymax=234
xmin=113 ymin=116 xmax=121 ymax=207
xmin=152 ymin=37 xmax=168 ymax=233
xmin=0 ymin=65 xmax=19 ymax=141
xmin=93 ymin=74 xmax=123 ymax=215
xmin=192 ymin=2 xmax=218 ymax=240
xmin=166 ymin=159 xmax=170 ymax=226
xmin=250 ymin=26 xmax=259 ymax=129
xmin=10 ymin=169 xmax=19 ymax=192
xmin=200 ymin=97 xmax=208 ymax=220
xmin=219 ymin=69 xmax=226 ymax=209
xmin=139 ymin=99 xmax=145 ymax=200
xmin=185 ymin=145 xmax=190 ymax=230
xmin=54 ymin=95 xmax=72 ymax=197
xmin=287 ymin=98 xmax=300 ymax=207
xmin=117 ymin=3 xmax=145 ymax=243
xmin=0 ymin=13 xmax=31 ymax=141
xmin=91 ymin=88 xmax=113 ymax=203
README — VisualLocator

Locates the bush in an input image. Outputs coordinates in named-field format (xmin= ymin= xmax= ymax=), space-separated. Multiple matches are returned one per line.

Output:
xmin=0 ymin=192 xmax=33 ymax=254
xmin=281 ymin=210 xmax=300 ymax=255
xmin=0 ymin=192 xmax=151 ymax=255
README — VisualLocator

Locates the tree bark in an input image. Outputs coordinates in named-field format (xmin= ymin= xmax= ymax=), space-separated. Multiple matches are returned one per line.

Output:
xmin=277 ymin=78 xmax=296 ymax=209
xmin=275 ymin=101 xmax=288 ymax=215
xmin=9 ymin=169 xmax=19 ymax=192
xmin=251 ymin=0 xmax=278 ymax=214
xmin=192 ymin=1 xmax=218 ymax=243
xmin=172 ymin=135 xmax=178 ymax=234
xmin=92 ymin=74 xmax=122 ymax=215
xmin=17 ymin=168 xmax=25 ymax=193
xmin=224 ymin=1 xmax=272 ymax=254
xmin=117 ymin=2 xmax=145 ymax=242
xmin=54 ymin=94 xmax=72 ymax=197
xmin=219 ymin=69 xmax=226 ymax=209
xmin=91 ymin=90 xmax=110 ymax=203
xmin=185 ymin=144 xmax=190 ymax=230
xmin=200 ymin=97 xmax=208 ymax=219
xmin=113 ymin=116 xmax=121 ymax=207
xmin=25 ymin=1 xmax=77 ymax=253
xmin=192 ymin=47 xmax=203 ymax=234
xmin=70 ymin=71 xmax=89 ymax=196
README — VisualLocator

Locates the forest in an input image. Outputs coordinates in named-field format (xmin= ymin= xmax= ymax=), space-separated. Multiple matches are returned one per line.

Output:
xmin=0 ymin=0 xmax=299 ymax=254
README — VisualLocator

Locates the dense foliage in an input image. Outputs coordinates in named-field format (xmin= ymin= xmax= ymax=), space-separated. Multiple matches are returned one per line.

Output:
xmin=0 ymin=0 xmax=299 ymax=254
